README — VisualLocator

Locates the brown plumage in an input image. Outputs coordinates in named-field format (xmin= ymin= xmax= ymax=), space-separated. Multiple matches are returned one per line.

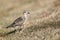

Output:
xmin=6 ymin=10 xmax=30 ymax=28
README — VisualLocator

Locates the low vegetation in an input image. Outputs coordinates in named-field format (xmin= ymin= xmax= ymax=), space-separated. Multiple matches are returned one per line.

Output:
xmin=0 ymin=0 xmax=60 ymax=40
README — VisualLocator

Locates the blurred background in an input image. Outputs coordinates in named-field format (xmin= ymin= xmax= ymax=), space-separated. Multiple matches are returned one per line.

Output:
xmin=0 ymin=0 xmax=59 ymax=27
xmin=0 ymin=0 xmax=60 ymax=40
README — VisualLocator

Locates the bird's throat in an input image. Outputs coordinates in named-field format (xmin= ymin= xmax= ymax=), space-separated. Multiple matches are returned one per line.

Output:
xmin=24 ymin=14 xmax=28 ymax=20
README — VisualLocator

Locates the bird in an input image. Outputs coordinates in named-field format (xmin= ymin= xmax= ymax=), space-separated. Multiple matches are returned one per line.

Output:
xmin=6 ymin=10 xmax=30 ymax=28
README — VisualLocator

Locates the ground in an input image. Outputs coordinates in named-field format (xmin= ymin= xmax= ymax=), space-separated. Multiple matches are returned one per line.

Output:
xmin=0 ymin=0 xmax=60 ymax=40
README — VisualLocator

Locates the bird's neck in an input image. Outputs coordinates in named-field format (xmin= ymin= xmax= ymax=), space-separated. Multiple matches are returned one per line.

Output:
xmin=23 ymin=14 xmax=28 ymax=20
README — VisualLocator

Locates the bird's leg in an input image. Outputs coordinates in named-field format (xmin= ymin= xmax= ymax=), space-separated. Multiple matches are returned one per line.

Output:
xmin=18 ymin=26 xmax=23 ymax=31
xmin=19 ymin=25 xmax=27 ymax=34
xmin=18 ymin=25 xmax=24 ymax=32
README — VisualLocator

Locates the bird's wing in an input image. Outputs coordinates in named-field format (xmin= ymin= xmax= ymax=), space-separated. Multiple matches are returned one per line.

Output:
xmin=6 ymin=17 xmax=24 ymax=28
xmin=14 ymin=17 xmax=23 ymax=23
xmin=12 ymin=17 xmax=24 ymax=26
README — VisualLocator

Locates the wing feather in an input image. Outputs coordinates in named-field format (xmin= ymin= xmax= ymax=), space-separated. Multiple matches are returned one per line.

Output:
xmin=6 ymin=17 xmax=25 ymax=28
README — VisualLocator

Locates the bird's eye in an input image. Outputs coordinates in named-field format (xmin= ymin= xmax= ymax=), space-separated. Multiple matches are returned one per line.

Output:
xmin=23 ymin=11 xmax=26 ymax=13
xmin=23 ymin=11 xmax=26 ymax=14
xmin=28 ymin=12 xmax=30 ymax=14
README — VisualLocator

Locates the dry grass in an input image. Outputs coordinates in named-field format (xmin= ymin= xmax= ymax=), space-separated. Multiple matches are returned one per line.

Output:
xmin=0 ymin=0 xmax=60 ymax=40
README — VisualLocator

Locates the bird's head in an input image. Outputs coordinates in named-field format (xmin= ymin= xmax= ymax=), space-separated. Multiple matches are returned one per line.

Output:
xmin=23 ymin=10 xmax=30 ymax=15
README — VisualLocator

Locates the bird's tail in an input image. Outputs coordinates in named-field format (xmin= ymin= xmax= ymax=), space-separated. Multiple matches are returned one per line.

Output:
xmin=6 ymin=25 xmax=13 ymax=28
xmin=6 ymin=23 xmax=15 ymax=28
xmin=6 ymin=26 xmax=13 ymax=28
